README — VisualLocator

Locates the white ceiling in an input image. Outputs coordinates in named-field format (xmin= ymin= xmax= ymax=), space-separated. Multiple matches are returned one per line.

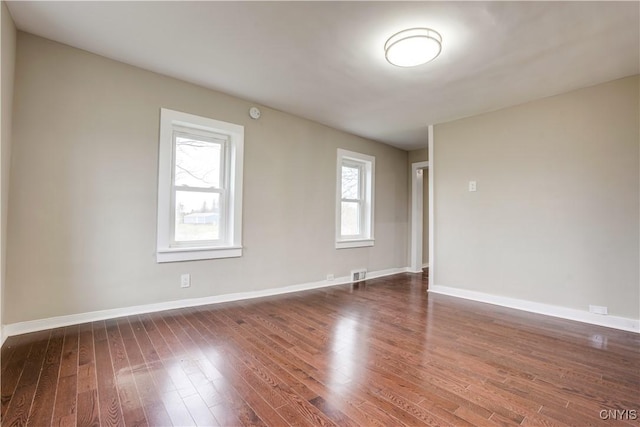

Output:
xmin=6 ymin=1 xmax=639 ymax=151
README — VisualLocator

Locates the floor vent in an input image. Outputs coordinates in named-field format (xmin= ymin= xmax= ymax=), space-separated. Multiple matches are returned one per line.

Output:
xmin=351 ymin=269 xmax=367 ymax=282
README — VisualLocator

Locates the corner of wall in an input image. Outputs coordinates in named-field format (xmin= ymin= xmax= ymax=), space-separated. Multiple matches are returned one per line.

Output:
xmin=1 ymin=0 xmax=18 ymax=346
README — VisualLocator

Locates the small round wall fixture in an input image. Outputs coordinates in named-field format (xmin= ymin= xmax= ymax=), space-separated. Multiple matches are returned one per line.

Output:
xmin=249 ymin=107 xmax=261 ymax=119
xmin=384 ymin=28 xmax=442 ymax=67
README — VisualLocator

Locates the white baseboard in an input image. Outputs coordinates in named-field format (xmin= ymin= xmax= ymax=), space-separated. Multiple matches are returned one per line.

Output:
xmin=429 ymin=285 xmax=640 ymax=333
xmin=3 ymin=267 xmax=410 ymax=339
xmin=408 ymin=263 xmax=429 ymax=273
xmin=0 ymin=326 xmax=4 ymax=347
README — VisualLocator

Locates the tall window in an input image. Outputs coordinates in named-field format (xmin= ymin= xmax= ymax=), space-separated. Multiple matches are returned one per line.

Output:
xmin=336 ymin=149 xmax=375 ymax=249
xmin=157 ymin=108 xmax=244 ymax=262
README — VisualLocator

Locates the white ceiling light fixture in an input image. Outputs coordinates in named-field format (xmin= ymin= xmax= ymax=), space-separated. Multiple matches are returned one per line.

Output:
xmin=384 ymin=28 xmax=442 ymax=67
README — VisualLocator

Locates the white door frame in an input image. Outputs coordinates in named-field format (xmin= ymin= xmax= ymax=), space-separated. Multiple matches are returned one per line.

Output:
xmin=410 ymin=161 xmax=428 ymax=272
xmin=409 ymin=125 xmax=434 ymax=278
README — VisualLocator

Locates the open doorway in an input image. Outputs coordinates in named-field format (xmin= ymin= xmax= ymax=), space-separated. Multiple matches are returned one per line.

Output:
xmin=409 ymin=126 xmax=434 ymax=287
xmin=410 ymin=161 xmax=428 ymax=273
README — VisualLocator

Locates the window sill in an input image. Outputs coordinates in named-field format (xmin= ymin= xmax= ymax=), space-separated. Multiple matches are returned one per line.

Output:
xmin=335 ymin=239 xmax=374 ymax=249
xmin=157 ymin=246 xmax=242 ymax=263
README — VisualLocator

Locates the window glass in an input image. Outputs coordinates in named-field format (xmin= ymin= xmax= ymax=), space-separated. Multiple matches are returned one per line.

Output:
xmin=174 ymin=191 xmax=221 ymax=242
xmin=341 ymin=201 xmax=360 ymax=236
xmin=174 ymin=134 xmax=222 ymax=188
xmin=341 ymin=165 xmax=360 ymax=200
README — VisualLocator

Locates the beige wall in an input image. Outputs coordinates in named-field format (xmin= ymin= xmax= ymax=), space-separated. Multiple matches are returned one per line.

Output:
xmin=6 ymin=33 xmax=409 ymax=324
xmin=434 ymin=76 xmax=640 ymax=320
xmin=1 ymin=2 xmax=16 ymax=337
xmin=408 ymin=148 xmax=429 ymax=265
xmin=407 ymin=148 xmax=428 ymax=164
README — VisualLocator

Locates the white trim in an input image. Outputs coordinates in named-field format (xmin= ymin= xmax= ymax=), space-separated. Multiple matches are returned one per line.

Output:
xmin=157 ymin=246 xmax=242 ymax=263
xmin=1 ymin=326 xmax=5 ymax=347
xmin=422 ymin=263 xmax=429 ymax=269
xmin=428 ymin=125 xmax=434 ymax=284
xmin=429 ymin=285 xmax=640 ymax=333
xmin=410 ymin=161 xmax=429 ymax=272
xmin=3 ymin=267 xmax=410 ymax=338
xmin=409 ymin=125 xmax=435 ymax=277
xmin=335 ymin=239 xmax=374 ymax=249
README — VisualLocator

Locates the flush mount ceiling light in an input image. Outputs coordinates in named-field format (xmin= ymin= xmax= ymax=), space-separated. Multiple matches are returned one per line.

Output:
xmin=384 ymin=28 xmax=442 ymax=67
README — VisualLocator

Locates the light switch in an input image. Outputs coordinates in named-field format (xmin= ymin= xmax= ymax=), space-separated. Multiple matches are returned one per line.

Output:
xmin=468 ymin=181 xmax=477 ymax=192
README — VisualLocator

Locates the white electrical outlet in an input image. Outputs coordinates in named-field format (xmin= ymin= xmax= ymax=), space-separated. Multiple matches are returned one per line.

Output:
xmin=326 ymin=274 xmax=334 ymax=281
xmin=180 ymin=273 xmax=191 ymax=288
xmin=468 ymin=180 xmax=477 ymax=192
xmin=589 ymin=305 xmax=608 ymax=315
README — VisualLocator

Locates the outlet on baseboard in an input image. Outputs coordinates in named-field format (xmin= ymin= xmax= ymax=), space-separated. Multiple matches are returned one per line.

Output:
xmin=180 ymin=273 xmax=191 ymax=288
xmin=326 ymin=274 xmax=334 ymax=281
xmin=589 ymin=305 xmax=607 ymax=315
xmin=351 ymin=269 xmax=367 ymax=282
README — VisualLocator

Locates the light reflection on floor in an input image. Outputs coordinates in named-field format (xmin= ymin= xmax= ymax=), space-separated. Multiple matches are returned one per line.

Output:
xmin=329 ymin=315 xmax=369 ymax=394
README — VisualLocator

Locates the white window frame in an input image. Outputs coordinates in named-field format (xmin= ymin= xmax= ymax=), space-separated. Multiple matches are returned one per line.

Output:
xmin=157 ymin=108 xmax=244 ymax=262
xmin=336 ymin=149 xmax=375 ymax=249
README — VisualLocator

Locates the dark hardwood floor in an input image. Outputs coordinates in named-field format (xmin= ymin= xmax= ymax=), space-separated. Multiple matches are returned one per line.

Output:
xmin=1 ymin=271 xmax=639 ymax=426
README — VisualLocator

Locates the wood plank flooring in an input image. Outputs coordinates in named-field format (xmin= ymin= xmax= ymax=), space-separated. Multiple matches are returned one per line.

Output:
xmin=2 ymin=271 xmax=639 ymax=426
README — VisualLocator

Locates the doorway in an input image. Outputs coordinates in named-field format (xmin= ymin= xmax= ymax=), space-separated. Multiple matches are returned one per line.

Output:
xmin=410 ymin=126 xmax=434 ymax=286
xmin=410 ymin=161 xmax=428 ymax=273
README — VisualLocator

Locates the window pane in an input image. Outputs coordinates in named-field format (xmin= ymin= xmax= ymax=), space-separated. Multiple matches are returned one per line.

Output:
xmin=341 ymin=201 xmax=360 ymax=236
xmin=175 ymin=135 xmax=222 ymax=188
xmin=175 ymin=191 xmax=220 ymax=242
xmin=341 ymin=165 xmax=360 ymax=199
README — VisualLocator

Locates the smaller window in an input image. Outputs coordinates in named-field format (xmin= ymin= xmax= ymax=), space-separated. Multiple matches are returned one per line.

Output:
xmin=336 ymin=149 xmax=375 ymax=249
